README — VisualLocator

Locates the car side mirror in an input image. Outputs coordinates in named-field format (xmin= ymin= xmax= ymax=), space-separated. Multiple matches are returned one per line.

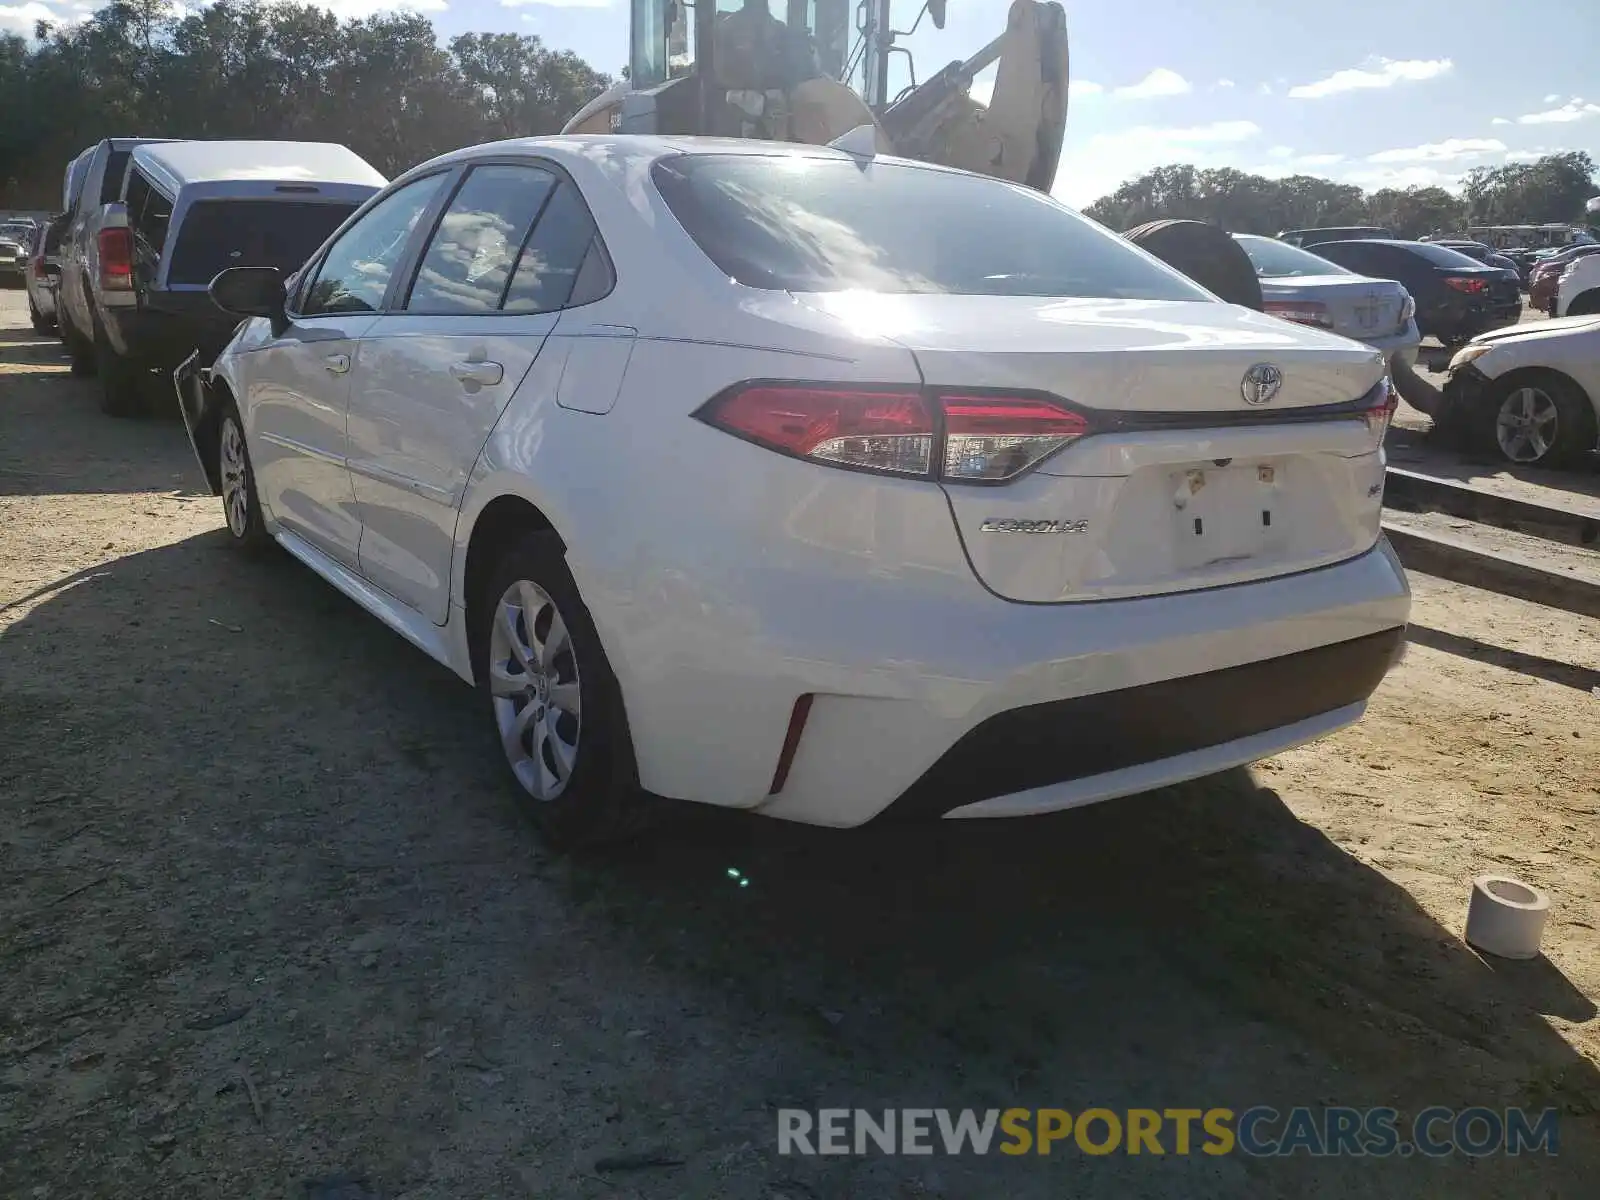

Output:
xmin=210 ymin=266 xmax=287 ymax=333
xmin=927 ymin=0 xmax=945 ymax=28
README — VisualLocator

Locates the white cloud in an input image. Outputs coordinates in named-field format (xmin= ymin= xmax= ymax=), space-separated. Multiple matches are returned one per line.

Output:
xmin=1055 ymin=121 xmax=1261 ymax=208
xmin=0 ymin=1 xmax=59 ymax=30
xmin=1112 ymin=68 xmax=1191 ymax=100
xmin=1543 ymin=93 xmax=1560 ymax=103
xmin=1108 ymin=120 xmax=1261 ymax=145
xmin=1287 ymin=57 xmax=1452 ymax=100
xmin=1490 ymin=116 xmax=1510 ymax=125
xmin=1341 ymin=165 xmax=1468 ymax=190
xmin=502 ymin=0 xmax=608 ymax=6
xmin=1215 ymin=78 xmax=1236 ymax=89
xmin=1366 ymin=137 xmax=1506 ymax=164
xmin=1254 ymin=148 xmax=1345 ymax=174
xmin=1257 ymin=82 xmax=1272 ymax=96
xmin=304 ymin=0 xmax=445 ymax=13
xmin=1517 ymin=99 xmax=1600 ymax=124
xmin=1504 ymin=145 xmax=1573 ymax=165
xmin=971 ymin=71 xmax=1099 ymax=108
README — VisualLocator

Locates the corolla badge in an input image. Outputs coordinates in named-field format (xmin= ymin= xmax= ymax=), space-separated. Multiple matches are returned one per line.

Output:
xmin=1241 ymin=362 xmax=1284 ymax=406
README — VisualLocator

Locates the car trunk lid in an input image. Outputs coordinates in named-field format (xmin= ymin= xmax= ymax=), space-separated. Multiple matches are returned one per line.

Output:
xmin=793 ymin=292 xmax=1391 ymax=603
xmin=1260 ymin=275 xmax=1412 ymax=342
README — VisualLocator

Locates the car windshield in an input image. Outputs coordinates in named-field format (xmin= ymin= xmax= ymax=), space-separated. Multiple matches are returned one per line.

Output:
xmin=1235 ymin=235 xmax=1354 ymax=279
xmin=651 ymin=154 xmax=1212 ymax=300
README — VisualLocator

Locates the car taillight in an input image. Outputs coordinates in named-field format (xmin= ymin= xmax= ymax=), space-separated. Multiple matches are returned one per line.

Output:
xmin=940 ymin=396 xmax=1091 ymax=481
xmin=1362 ymin=377 xmax=1398 ymax=441
xmin=1263 ymin=299 xmax=1333 ymax=328
xmin=1443 ymin=276 xmax=1486 ymax=294
xmin=695 ymin=385 xmax=1089 ymax=483
xmin=98 ymin=227 xmax=133 ymax=291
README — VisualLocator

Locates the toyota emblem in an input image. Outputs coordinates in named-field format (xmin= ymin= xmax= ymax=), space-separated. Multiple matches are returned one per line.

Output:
xmin=1241 ymin=363 xmax=1284 ymax=406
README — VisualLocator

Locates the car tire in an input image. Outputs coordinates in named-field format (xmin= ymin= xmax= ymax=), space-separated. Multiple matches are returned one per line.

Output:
xmin=217 ymin=400 xmax=269 ymax=553
xmin=476 ymin=531 xmax=656 ymax=850
xmin=1467 ymin=369 xmax=1596 ymax=469
xmin=27 ymin=294 xmax=53 ymax=335
xmin=61 ymin=311 xmax=96 ymax=375
xmin=1566 ymin=289 xmax=1600 ymax=317
xmin=1123 ymin=219 xmax=1265 ymax=311
xmin=95 ymin=330 xmax=145 ymax=418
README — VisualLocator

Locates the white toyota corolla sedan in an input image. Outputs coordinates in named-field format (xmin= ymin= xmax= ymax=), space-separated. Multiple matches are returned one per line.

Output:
xmin=176 ymin=135 xmax=1411 ymax=847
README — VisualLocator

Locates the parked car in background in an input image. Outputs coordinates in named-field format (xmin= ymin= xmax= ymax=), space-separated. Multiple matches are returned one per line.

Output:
xmin=0 ymin=219 xmax=35 ymax=284
xmin=1442 ymin=315 xmax=1600 ymax=466
xmin=1278 ymin=226 xmax=1395 ymax=248
xmin=24 ymin=216 xmax=68 ymax=333
xmin=85 ymin=139 xmax=385 ymax=416
xmin=1429 ymin=239 xmax=1523 ymax=285
xmin=1555 ymin=254 xmax=1600 ymax=318
xmin=1309 ymin=239 xmax=1521 ymax=346
xmin=1233 ymin=234 xmax=1419 ymax=367
xmin=1532 ymin=244 xmax=1600 ymax=313
xmin=177 ymin=136 xmax=1410 ymax=849
xmin=57 ymin=137 xmax=172 ymax=375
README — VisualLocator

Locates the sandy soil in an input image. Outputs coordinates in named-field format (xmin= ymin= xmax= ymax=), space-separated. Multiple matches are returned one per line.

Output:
xmin=1 ymin=289 xmax=1597 ymax=1199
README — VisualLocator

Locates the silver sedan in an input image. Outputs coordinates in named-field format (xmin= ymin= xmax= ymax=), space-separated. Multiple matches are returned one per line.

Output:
xmin=1235 ymin=234 xmax=1420 ymax=368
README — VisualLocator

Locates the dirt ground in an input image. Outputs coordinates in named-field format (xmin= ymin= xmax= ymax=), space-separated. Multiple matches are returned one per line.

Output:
xmin=2 ymin=288 xmax=1597 ymax=1199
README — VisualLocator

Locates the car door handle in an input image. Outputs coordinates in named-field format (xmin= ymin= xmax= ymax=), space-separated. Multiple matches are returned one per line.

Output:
xmin=449 ymin=360 xmax=504 ymax=387
xmin=323 ymin=353 xmax=351 ymax=374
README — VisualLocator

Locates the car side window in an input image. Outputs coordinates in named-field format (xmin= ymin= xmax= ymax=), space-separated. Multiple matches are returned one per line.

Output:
xmin=503 ymin=179 xmax=612 ymax=314
xmin=301 ymin=174 xmax=446 ymax=317
xmin=125 ymin=169 xmax=172 ymax=255
xmin=405 ymin=164 xmax=558 ymax=314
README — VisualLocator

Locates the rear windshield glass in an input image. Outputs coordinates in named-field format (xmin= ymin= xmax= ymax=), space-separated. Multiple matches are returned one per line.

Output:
xmin=1396 ymin=241 xmax=1490 ymax=269
xmin=1235 ymin=235 xmax=1354 ymax=279
xmin=167 ymin=200 xmax=358 ymax=285
xmin=651 ymin=154 xmax=1211 ymax=300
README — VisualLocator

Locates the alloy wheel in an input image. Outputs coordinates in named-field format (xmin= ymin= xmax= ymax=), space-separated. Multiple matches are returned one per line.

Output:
xmin=489 ymin=579 xmax=582 ymax=801
xmin=1495 ymin=386 xmax=1559 ymax=463
xmin=220 ymin=417 xmax=250 ymax=536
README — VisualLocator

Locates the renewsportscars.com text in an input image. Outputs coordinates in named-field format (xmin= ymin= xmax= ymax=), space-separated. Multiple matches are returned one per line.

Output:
xmin=777 ymin=1107 xmax=1559 ymax=1158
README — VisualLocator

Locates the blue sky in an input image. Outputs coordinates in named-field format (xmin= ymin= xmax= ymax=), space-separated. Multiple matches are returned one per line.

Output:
xmin=6 ymin=0 xmax=1598 ymax=207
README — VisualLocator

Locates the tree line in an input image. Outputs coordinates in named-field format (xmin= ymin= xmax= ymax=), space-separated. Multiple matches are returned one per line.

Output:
xmin=0 ymin=0 xmax=610 ymax=209
xmin=1081 ymin=154 xmax=1599 ymax=237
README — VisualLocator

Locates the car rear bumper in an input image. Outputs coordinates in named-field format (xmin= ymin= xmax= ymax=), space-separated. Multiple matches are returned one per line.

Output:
xmin=607 ymin=538 xmax=1411 ymax=827
xmin=103 ymin=291 xmax=242 ymax=368
xmin=1360 ymin=319 xmax=1420 ymax=365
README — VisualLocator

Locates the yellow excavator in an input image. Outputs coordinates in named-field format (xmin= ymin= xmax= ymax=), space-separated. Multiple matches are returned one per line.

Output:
xmin=562 ymin=0 xmax=1070 ymax=195
xmin=560 ymin=0 xmax=1270 ymax=310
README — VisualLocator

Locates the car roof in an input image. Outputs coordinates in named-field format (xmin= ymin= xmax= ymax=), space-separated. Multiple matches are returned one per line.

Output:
xmin=405 ymin=133 xmax=979 ymax=188
xmin=132 ymin=141 xmax=387 ymax=192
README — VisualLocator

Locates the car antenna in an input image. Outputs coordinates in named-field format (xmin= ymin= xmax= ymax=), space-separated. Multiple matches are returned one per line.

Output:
xmin=828 ymin=124 xmax=879 ymax=164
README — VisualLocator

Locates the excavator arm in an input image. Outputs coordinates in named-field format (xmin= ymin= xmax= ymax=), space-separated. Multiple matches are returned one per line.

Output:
xmin=560 ymin=0 xmax=1070 ymax=195
xmin=879 ymin=0 xmax=1069 ymax=193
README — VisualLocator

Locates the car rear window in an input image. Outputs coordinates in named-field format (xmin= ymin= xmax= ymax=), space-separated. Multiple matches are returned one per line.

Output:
xmin=1396 ymin=241 xmax=1488 ymax=269
xmin=650 ymin=154 xmax=1211 ymax=300
xmin=167 ymin=200 xmax=359 ymax=285
xmin=1236 ymin=235 xmax=1354 ymax=278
